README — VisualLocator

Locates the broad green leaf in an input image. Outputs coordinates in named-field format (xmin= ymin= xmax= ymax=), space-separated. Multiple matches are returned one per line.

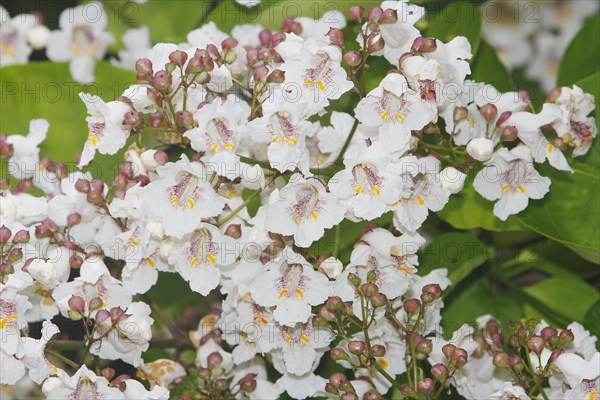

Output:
xmin=469 ymin=39 xmax=512 ymax=92
xmin=0 ymin=61 xmax=136 ymax=182
xmin=557 ymin=15 xmax=600 ymax=86
xmin=418 ymin=233 xmax=492 ymax=293
xmin=425 ymin=2 xmax=482 ymax=55
xmin=583 ymin=300 xmax=600 ymax=341
xmin=437 ymin=172 xmax=524 ymax=232
xmin=523 ymin=276 xmax=600 ymax=322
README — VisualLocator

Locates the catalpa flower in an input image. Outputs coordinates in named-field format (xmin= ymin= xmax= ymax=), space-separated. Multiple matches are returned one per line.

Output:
xmin=78 ymin=93 xmax=131 ymax=167
xmin=265 ymin=174 xmax=345 ymax=247
xmin=45 ymin=365 xmax=124 ymax=400
xmin=111 ymin=26 xmax=152 ymax=71
xmin=297 ymin=10 xmax=347 ymax=44
xmin=46 ymin=3 xmax=115 ymax=83
xmin=250 ymin=248 xmax=331 ymax=326
xmin=0 ymin=6 xmax=39 ymax=66
xmin=184 ymin=95 xmax=251 ymax=180
xmin=329 ymin=140 xmax=411 ymax=220
xmin=168 ymin=223 xmax=238 ymax=295
xmin=551 ymin=85 xmax=597 ymax=157
xmin=355 ymin=73 xmax=436 ymax=153
xmin=141 ymin=155 xmax=225 ymax=239
xmin=474 ymin=145 xmax=551 ymax=221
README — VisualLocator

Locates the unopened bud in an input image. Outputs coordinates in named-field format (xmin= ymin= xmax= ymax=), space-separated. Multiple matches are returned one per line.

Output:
xmin=348 ymin=340 xmax=366 ymax=355
xmin=417 ymin=378 xmax=434 ymax=394
xmin=559 ymin=329 xmax=574 ymax=344
xmin=69 ymin=254 xmax=83 ymax=269
xmin=360 ymin=283 xmax=378 ymax=297
xmin=343 ymin=51 xmax=362 ymax=67
xmin=328 ymin=28 xmax=344 ymax=47
xmin=349 ymin=5 xmax=364 ymax=20
xmin=176 ymin=110 xmax=194 ymax=129
xmin=371 ymin=344 xmax=386 ymax=357
xmin=442 ymin=343 xmax=456 ymax=359
xmin=169 ymin=50 xmax=188 ymax=67
xmin=331 ymin=347 xmax=351 ymax=361
xmin=266 ymin=69 xmax=285 ymax=84
xmin=496 ymin=111 xmax=512 ymax=126
xmin=110 ymin=307 xmax=126 ymax=324
xmin=319 ymin=305 xmax=337 ymax=322
xmin=282 ymin=17 xmax=302 ymax=34
xmin=493 ymin=351 xmax=511 ymax=368
xmin=135 ymin=58 xmax=153 ymax=76
xmin=0 ymin=226 xmax=12 ymax=243
xmin=207 ymin=351 xmax=223 ymax=368
xmin=549 ymin=348 xmax=563 ymax=364
xmin=67 ymin=212 xmax=81 ymax=227
xmin=379 ymin=8 xmax=398 ymax=24
xmin=430 ymin=363 xmax=448 ymax=381
xmin=153 ymin=70 xmax=172 ymax=94
xmin=364 ymin=390 xmax=381 ymax=400
xmin=547 ymin=87 xmax=562 ymax=103
xmin=367 ymin=34 xmax=385 ymax=54
xmin=370 ymin=293 xmax=388 ymax=307
xmin=101 ymin=367 xmax=115 ymax=381
xmin=501 ymin=126 xmax=518 ymax=142
xmin=340 ymin=393 xmax=358 ymax=400
xmin=75 ymin=178 xmax=90 ymax=193
xmin=89 ymin=297 xmax=103 ymax=312
xmin=68 ymin=295 xmax=86 ymax=314
xmin=541 ymin=326 xmax=558 ymax=340
xmin=527 ymin=335 xmax=545 ymax=353
xmin=86 ymin=190 xmax=105 ymax=206
xmin=124 ymin=111 xmax=144 ymax=127
xmin=368 ymin=6 xmax=383 ymax=21
xmin=403 ymin=298 xmax=421 ymax=314
xmin=12 ymin=229 xmax=30 ymax=243
xmin=347 ymin=272 xmax=361 ymax=287
xmin=467 ymin=137 xmax=495 ymax=161
xmin=479 ymin=103 xmax=498 ymax=121
xmin=239 ymin=373 xmax=257 ymax=392
xmin=412 ymin=37 xmax=437 ymax=53
xmin=95 ymin=309 xmax=111 ymax=324
xmin=259 ymin=29 xmax=272 ymax=46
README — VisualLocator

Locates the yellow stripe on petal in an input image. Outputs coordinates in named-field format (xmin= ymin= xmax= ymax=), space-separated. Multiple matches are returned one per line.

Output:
xmin=287 ymin=137 xmax=297 ymax=145
xmin=211 ymin=144 xmax=218 ymax=153
xmin=191 ymin=257 xmax=199 ymax=267
xmin=301 ymin=335 xmax=310 ymax=344
xmin=372 ymin=187 xmax=381 ymax=196
xmin=146 ymin=258 xmax=155 ymax=267
xmin=381 ymin=112 xmax=389 ymax=121
xmin=129 ymin=237 xmax=139 ymax=246
xmin=278 ymin=289 xmax=288 ymax=299
xmin=518 ymin=185 xmax=526 ymax=193
xmin=355 ymin=186 xmax=363 ymax=194
xmin=171 ymin=198 xmax=180 ymax=204
xmin=417 ymin=195 xmax=424 ymax=205
xmin=310 ymin=211 xmax=318 ymax=219
xmin=396 ymin=114 xmax=405 ymax=122
xmin=304 ymin=79 xmax=314 ymax=86
xmin=225 ymin=143 xmax=235 ymax=150
xmin=187 ymin=198 xmax=195 ymax=208
xmin=378 ymin=358 xmax=389 ymax=368
xmin=0 ymin=315 xmax=16 ymax=329
xmin=501 ymin=184 xmax=512 ymax=191
xmin=207 ymin=254 xmax=217 ymax=264
xmin=318 ymin=80 xmax=325 ymax=91
xmin=295 ymin=288 xmax=304 ymax=298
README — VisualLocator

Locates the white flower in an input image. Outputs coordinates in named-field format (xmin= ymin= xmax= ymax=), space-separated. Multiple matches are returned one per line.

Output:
xmin=46 ymin=365 xmax=124 ymax=400
xmin=141 ymin=155 xmax=225 ymax=239
xmin=27 ymin=24 xmax=50 ymax=50
xmin=111 ymin=26 xmax=152 ymax=71
xmin=184 ymin=95 xmax=251 ymax=180
xmin=91 ymin=302 xmax=153 ymax=367
xmin=320 ymin=257 xmax=343 ymax=279
xmin=6 ymin=119 xmax=48 ymax=180
xmin=554 ymin=352 xmax=600 ymax=400
xmin=474 ymin=146 xmax=551 ymax=221
xmin=392 ymin=156 xmax=450 ymax=233
xmin=467 ymin=137 xmax=495 ymax=161
xmin=564 ymin=321 xmax=598 ymax=360
xmin=265 ymin=174 xmax=344 ymax=247
xmin=46 ymin=3 xmax=115 ymax=83
xmin=0 ymin=6 xmax=39 ymax=66
xmin=17 ymin=321 xmax=60 ymax=384
xmin=360 ymin=0 xmax=425 ymax=65
xmin=504 ymin=103 xmax=572 ymax=172
xmin=439 ymin=166 xmax=466 ymax=194
xmin=123 ymin=379 xmax=169 ymax=400
xmin=355 ymin=73 xmax=436 ymax=153
xmin=273 ymin=320 xmax=333 ymax=375
xmin=78 ymin=93 xmax=131 ymax=167
xmin=137 ymin=359 xmax=187 ymax=388
xmin=168 ymin=223 xmax=238 ymax=295
xmin=250 ymin=248 xmax=331 ymax=326
xmin=551 ymin=85 xmax=597 ymax=157
xmin=276 ymin=371 xmax=327 ymax=399
xmin=231 ymin=24 xmax=265 ymax=47
xmin=329 ymin=140 xmax=411 ymax=220
xmin=443 ymin=102 xmax=487 ymax=146
xmin=0 ymin=190 xmax=48 ymax=227
xmin=490 ymin=382 xmax=531 ymax=400
xmin=297 ymin=10 xmax=346 ymax=44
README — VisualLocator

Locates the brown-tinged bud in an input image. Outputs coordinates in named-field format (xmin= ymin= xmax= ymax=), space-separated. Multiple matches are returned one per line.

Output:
xmin=364 ymin=390 xmax=381 ymax=400
xmin=110 ymin=307 xmax=126 ymax=324
xmin=401 ymin=384 xmax=415 ymax=397
xmin=527 ymin=335 xmax=545 ymax=353
xmin=69 ymin=254 xmax=83 ymax=269
xmin=67 ymin=212 xmax=81 ymax=227
xmin=312 ymin=315 xmax=328 ymax=327
xmin=214 ymin=378 xmax=229 ymax=390
xmin=271 ymin=32 xmax=286 ymax=47
xmin=15 ymin=178 xmax=33 ymax=193
xmin=480 ymin=103 xmax=498 ymax=121
xmin=339 ymin=380 xmax=356 ymax=393
xmin=348 ymin=340 xmax=366 ymax=355
xmin=89 ymin=297 xmax=103 ymax=312
xmin=349 ymin=5 xmax=364 ymax=21
xmin=329 ymin=372 xmax=347 ymax=388
xmin=340 ymin=393 xmax=358 ymax=400
xmin=0 ymin=226 xmax=11 ymax=244
xmin=430 ymin=363 xmax=448 ymax=381
xmin=223 ymin=224 xmax=242 ymax=239
xmin=368 ymin=5 xmax=383 ymax=21
xmin=13 ymin=229 xmax=30 ymax=243
xmin=549 ymin=349 xmax=563 ymax=364
xmin=417 ymin=378 xmax=434 ymax=394
xmin=266 ymin=69 xmax=285 ymax=84
xmin=169 ymin=50 xmax=188 ymax=67
xmin=343 ymin=51 xmax=362 ymax=67
xmin=541 ymin=326 xmax=558 ymax=340
xmin=328 ymin=28 xmax=345 ymax=47
xmin=422 ymin=283 xmax=442 ymax=301
xmin=553 ymin=137 xmax=568 ymax=151
xmin=453 ymin=106 xmax=468 ymax=122
xmin=86 ymin=190 xmax=105 ymax=206
xmin=360 ymin=283 xmax=378 ymax=297
xmin=403 ymin=298 xmax=421 ymax=314
xmin=325 ymin=296 xmax=344 ymax=312
xmin=415 ymin=338 xmax=433 ymax=356
xmin=206 ymin=44 xmax=220 ymax=59
xmin=547 ymin=87 xmax=562 ymax=103
xmin=207 ymin=351 xmax=223 ymax=368
xmin=501 ymin=126 xmax=518 ymax=141
xmin=325 ymin=382 xmax=338 ymax=395
xmin=154 ymin=150 xmax=168 ymax=165
xmin=411 ymin=37 xmax=437 ymax=53
xmin=0 ymin=141 xmax=13 ymax=159
xmin=222 ymin=37 xmax=238 ymax=50
xmin=35 ymin=224 xmax=52 ymax=239
xmin=367 ymin=34 xmax=385 ymax=54
xmin=496 ymin=111 xmax=512 ymax=126
xmin=147 ymin=87 xmax=163 ymax=105
xmin=330 ymin=347 xmax=351 ymax=361
xmin=197 ymin=368 xmax=211 ymax=381
xmin=371 ymin=344 xmax=386 ymax=357
xmin=253 ymin=65 xmax=269 ymax=81
xmin=68 ymin=295 xmax=85 ymax=314
xmin=135 ymin=58 xmax=153 ymax=76
xmin=75 ymin=178 xmax=90 ymax=193
xmin=379 ymin=8 xmax=398 ymax=24
xmin=239 ymin=373 xmax=257 ymax=392
xmin=124 ymin=111 xmax=144 ymax=127
xmin=101 ymin=367 xmax=115 ymax=381
xmin=176 ymin=110 xmax=194 ymax=129
xmin=559 ymin=329 xmax=574 ymax=344
xmin=442 ymin=343 xmax=456 ymax=359
xmin=153 ymin=70 xmax=172 ymax=94
xmin=451 ymin=348 xmax=468 ymax=368
xmin=319 ymin=305 xmax=337 ymax=322
xmin=493 ymin=351 xmax=511 ymax=368
xmin=95 ymin=309 xmax=111 ymax=324
xmin=370 ymin=293 xmax=388 ymax=307
xmin=347 ymin=272 xmax=361 ymax=287
xmin=258 ymin=29 xmax=272 ymax=46
xmin=282 ymin=17 xmax=302 ymax=34
xmin=246 ymin=48 xmax=258 ymax=65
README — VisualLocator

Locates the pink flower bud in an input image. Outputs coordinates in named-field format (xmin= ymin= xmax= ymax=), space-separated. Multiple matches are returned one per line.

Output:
xmin=0 ymin=137 xmax=14 ymax=159
xmin=153 ymin=70 xmax=172 ymax=94
xmin=146 ymin=87 xmax=163 ymax=105
xmin=135 ymin=58 xmax=153 ymax=76
xmin=0 ymin=226 xmax=12 ymax=243
xmin=403 ymin=298 xmax=421 ymax=314
xmin=453 ymin=106 xmax=468 ymax=122
xmin=95 ymin=309 xmax=111 ymax=324
xmin=245 ymin=48 xmax=258 ymax=65
xmin=348 ymin=5 xmax=364 ymax=21
xmin=259 ymin=29 xmax=272 ymax=46
xmin=271 ymin=32 xmax=286 ymax=47
xmin=496 ymin=111 xmax=512 ymax=126
xmin=343 ymin=51 xmax=362 ymax=67
xmin=330 ymin=347 xmax=350 ymax=361
xmin=253 ymin=65 xmax=269 ymax=81
xmin=101 ymin=367 xmax=116 ymax=381
xmin=364 ymin=391 xmax=381 ymax=400
xmin=124 ymin=111 xmax=144 ymax=127
xmin=347 ymin=340 xmax=366 ymax=355
xmin=149 ymin=112 xmax=164 ymax=128
xmin=89 ymin=297 xmax=104 ymax=312
xmin=154 ymin=150 xmax=168 ymax=165
xmin=359 ymin=283 xmax=378 ymax=297
xmin=559 ymin=329 xmax=574 ymax=344
xmin=110 ymin=307 xmax=127 ymax=324
xmin=430 ymin=363 xmax=449 ymax=381
xmin=318 ymin=305 xmax=337 ymax=322
xmin=207 ymin=351 xmax=223 ymax=368
xmin=68 ymin=295 xmax=86 ymax=314
xmin=239 ymin=373 xmax=257 ymax=392
xmin=224 ymin=224 xmax=242 ymax=239
xmin=282 ymin=16 xmax=302 ymax=34
xmin=547 ymin=87 xmax=562 ymax=103
xmin=368 ymin=5 xmax=383 ymax=21
xmin=257 ymin=47 xmax=273 ymax=62
xmin=222 ymin=37 xmax=238 ymax=50
xmin=417 ymin=378 xmax=434 ymax=394
xmin=367 ymin=34 xmax=385 ymax=54
xmin=379 ymin=9 xmax=398 ymax=24
xmin=411 ymin=37 xmax=437 ymax=53
xmin=206 ymin=44 xmax=220 ymax=59
xmin=12 ymin=229 xmax=30 ymax=243
xmin=527 ymin=335 xmax=545 ymax=353
xmin=329 ymin=372 xmax=347 ymax=388
xmin=67 ymin=212 xmax=81 ymax=227
xmin=328 ymin=28 xmax=345 ymax=47
xmin=340 ymin=393 xmax=358 ymax=400
xmin=176 ymin=110 xmax=194 ymax=129
xmin=69 ymin=254 xmax=83 ymax=269
xmin=370 ymin=293 xmax=388 ymax=307
xmin=169 ymin=50 xmax=188 ymax=67
xmin=35 ymin=224 xmax=52 ymax=239
xmin=371 ymin=344 xmax=386 ymax=357
xmin=501 ymin=126 xmax=518 ymax=142
xmin=493 ymin=351 xmax=511 ymax=368
xmin=266 ymin=69 xmax=285 ymax=83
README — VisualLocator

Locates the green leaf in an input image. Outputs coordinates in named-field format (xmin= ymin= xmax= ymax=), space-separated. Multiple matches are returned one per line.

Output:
xmin=437 ymin=172 xmax=524 ymax=232
xmin=0 ymin=61 xmax=136 ymax=181
xmin=425 ymin=2 xmax=482 ymax=55
xmin=469 ymin=39 xmax=512 ymax=91
xmin=418 ymin=232 xmax=491 ymax=293
xmin=523 ymin=276 xmax=600 ymax=323
xmin=584 ymin=300 xmax=600 ymax=340
xmin=557 ymin=15 xmax=600 ymax=86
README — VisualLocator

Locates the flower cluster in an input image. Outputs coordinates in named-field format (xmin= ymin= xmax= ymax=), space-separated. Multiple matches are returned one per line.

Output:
xmin=0 ymin=1 xmax=598 ymax=399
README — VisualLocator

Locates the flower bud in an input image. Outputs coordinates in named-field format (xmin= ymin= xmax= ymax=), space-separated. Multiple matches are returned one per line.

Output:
xmin=340 ymin=393 xmax=358 ymax=400
xmin=479 ymin=103 xmax=498 ymax=121
xmin=541 ymin=326 xmax=558 ymax=340
xmin=329 ymin=372 xmax=347 ymax=388
xmin=258 ymin=29 xmax=272 ymax=46
xmin=430 ymin=363 xmax=448 ymax=381
xmin=325 ymin=383 xmax=338 ymax=395
xmin=207 ymin=351 xmax=223 ymax=368
xmin=379 ymin=9 xmax=398 ymax=24
xmin=403 ymin=298 xmax=421 ymax=314
xmin=68 ymin=295 xmax=86 ymax=314
xmin=197 ymin=368 xmax=211 ymax=382
xmin=343 ymin=51 xmax=362 ymax=67
xmin=320 ymin=257 xmax=343 ymax=279
xmin=493 ymin=351 xmax=511 ymax=368
xmin=547 ymin=87 xmax=562 ymax=103
xmin=364 ymin=390 xmax=381 ymax=400
xmin=86 ymin=190 xmax=105 ymax=206
xmin=451 ymin=348 xmax=468 ymax=368
xmin=101 ymin=367 xmax=115 ymax=381
xmin=75 ymin=178 xmax=90 ymax=193
xmin=136 ymin=58 xmax=153 ymax=76
xmin=89 ymin=297 xmax=103 ymax=312
xmin=417 ymin=378 xmax=434 ymax=394
xmin=347 ymin=272 xmax=361 ymax=287
xmin=415 ymin=338 xmax=433 ymax=356
xmin=411 ymin=37 xmax=437 ymax=53
xmin=548 ymin=349 xmax=563 ymax=364
xmin=331 ymin=347 xmax=351 ymax=361
xmin=214 ymin=378 xmax=229 ymax=390
xmin=559 ymin=329 xmax=574 ymax=344
xmin=35 ymin=224 xmax=52 ymax=239
xmin=169 ymin=50 xmax=188 ymax=67
xmin=496 ymin=111 xmax=512 ymax=126
xmin=176 ymin=110 xmax=194 ymax=129
xmin=527 ymin=335 xmax=545 ymax=354
xmin=153 ymin=70 xmax=172 ymax=94
xmin=368 ymin=6 xmax=383 ymax=21
xmin=253 ymin=65 xmax=269 ymax=82
xmin=501 ymin=126 xmax=518 ymax=142
xmin=0 ymin=138 xmax=13 ymax=159
xmin=466 ymin=137 xmax=495 ymax=161
xmin=69 ymin=254 xmax=83 ymax=269
xmin=318 ymin=305 xmax=337 ymax=322
xmin=239 ymin=373 xmax=257 ymax=392
xmin=370 ymin=293 xmax=388 ymax=308
xmin=367 ymin=34 xmax=385 ymax=54
xmin=439 ymin=166 xmax=466 ymax=194
xmin=67 ymin=212 xmax=81 ymax=227
xmin=124 ymin=111 xmax=144 ymax=127
xmin=422 ymin=283 xmax=442 ymax=301
xmin=360 ymin=283 xmax=378 ymax=297
xmin=266 ymin=69 xmax=285 ymax=84
xmin=371 ymin=344 xmax=386 ymax=357
xmin=282 ymin=17 xmax=302 ymax=34
xmin=348 ymin=5 xmax=364 ymax=21
xmin=348 ymin=340 xmax=366 ymax=355
xmin=328 ymin=28 xmax=345 ymax=47
xmin=0 ymin=226 xmax=12 ymax=244
xmin=453 ymin=106 xmax=469 ymax=122
xmin=95 ymin=309 xmax=111 ymax=324
xmin=12 ymin=229 xmax=29 ymax=244
xmin=325 ymin=296 xmax=344 ymax=312
xmin=442 ymin=343 xmax=456 ymax=359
